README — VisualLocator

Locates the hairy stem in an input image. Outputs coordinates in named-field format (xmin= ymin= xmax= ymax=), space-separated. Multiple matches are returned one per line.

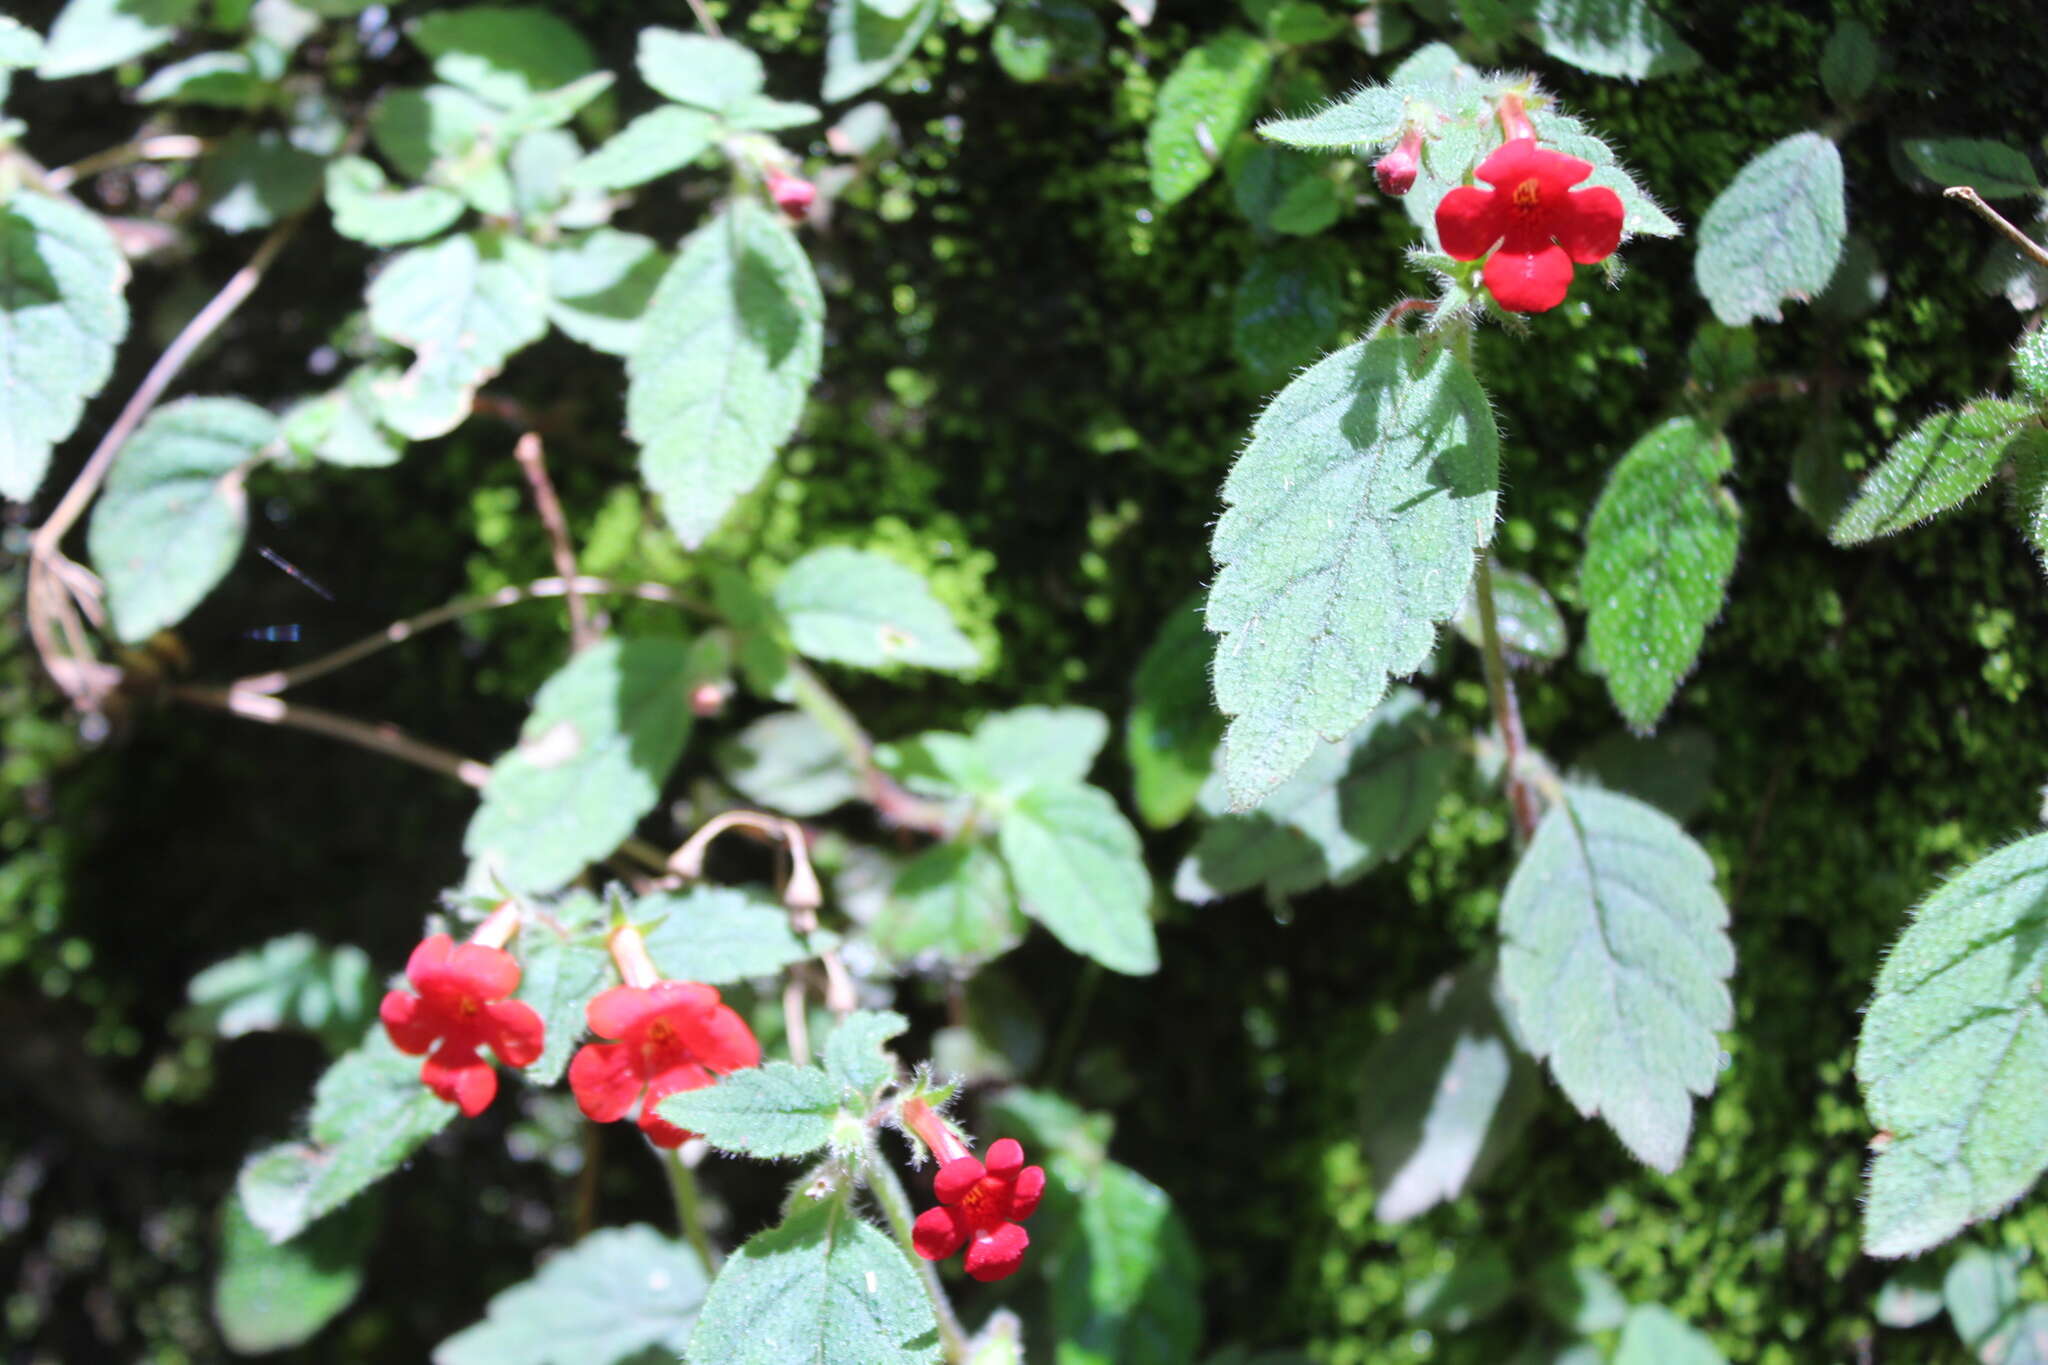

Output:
xmin=662 ymin=1145 xmax=720 ymax=1272
xmin=867 ymin=1151 xmax=969 ymax=1362
xmin=1473 ymin=556 xmax=1541 ymax=842
xmin=511 ymin=434 xmax=597 ymax=651
xmin=169 ymin=684 xmax=493 ymax=787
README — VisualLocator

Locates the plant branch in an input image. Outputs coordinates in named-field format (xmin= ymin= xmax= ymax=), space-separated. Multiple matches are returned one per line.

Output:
xmin=1946 ymin=186 xmax=2048 ymax=269
xmin=1473 ymin=555 xmax=1541 ymax=842
xmin=683 ymin=0 xmax=723 ymax=37
xmin=44 ymin=135 xmax=211 ymax=192
xmin=867 ymin=1151 xmax=969 ymax=1363
xmin=662 ymin=1144 xmax=720 ymax=1272
xmin=168 ymin=685 xmax=494 ymax=788
xmin=511 ymin=433 xmax=597 ymax=651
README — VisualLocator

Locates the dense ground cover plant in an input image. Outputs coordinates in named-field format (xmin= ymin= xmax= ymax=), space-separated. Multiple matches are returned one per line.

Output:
xmin=8 ymin=0 xmax=2048 ymax=1361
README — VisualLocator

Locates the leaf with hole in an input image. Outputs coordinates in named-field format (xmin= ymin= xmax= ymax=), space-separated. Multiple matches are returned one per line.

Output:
xmin=1695 ymin=133 xmax=1845 ymax=326
xmin=368 ymin=231 xmax=551 ymax=440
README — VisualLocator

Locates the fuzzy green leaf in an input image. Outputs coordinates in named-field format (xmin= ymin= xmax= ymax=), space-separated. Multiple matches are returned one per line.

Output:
xmin=628 ymin=200 xmax=823 ymax=547
xmin=1819 ymin=20 xmax=1878 ymax=106
xmin=1453 ymin=564 xmax=1568 ymax=662
xmin=1858 ymin=832 xmax=2048 ymax=1257
xmin=546 ymin=229 xmax=669 ymax=356
xmin=1147 ymin=31 xmax=1273 ymax=205
xmin=88 ymin=397 xmax=275 ymax=642
xmin=434 ymin=1224 xmax=707 ymax=1365
xmin=1569 ymin=727 xmax=1716 ymax=824
xmin=972 ymin=706 xmax=1108 ymax=794
xmin=411 ymin=6 xmax=597 ymax=111
xmin=656 ymin=1062 xmax=842 ymax=1159
xmin=1207 ymin=333 xmax=1499 ymax=810
xmin=0 ymin=191 xmax=129 ymax=503
xmin=1531 ymin=0 xmax=1700 ymax=80
xmin=565 ymin=106 xmax=719 ymax=191
xmin=1228 ymin=143 xmax=1341 ymax=236
xmin=822 ymin=0 xmax=942 ymax=103
xmin=185 ymin=933 xmax=376 ymax=1053
xmin=1904 ymin=138 xmax=2041 ymax=199
xmin=1231 ymin=241 xmax=1346 ymax=378
xmin=38 ymin=0 xmax=196 ymax=79
xmin=1873 ymin=1264 xmax=1946 ymax=1329
xmin=1614 ymin=1305 xmax=1727 ymax=1365
xmin=639 ymin=886 xmax=811 ymax=984
xmin=1581 ymin=418 xmax=1739 ymax=728
xmin=992 ymin=0 xmax=1104 ymax=82
xmin=684 ymin=1195 xmax=942 ymax=1364
xmin=367 ymin=231 xmax=550 ymax=440
xmin=1052 ymin=1159 xmax=1202 ymax=1365
xmin=1258 ymin=83 xmax=1406 ymax=152
xmin=1499 ymin=785 xmax=1734 ymax=1172
xmin=717 ymin=710 xmax=862 ymax=816
xmin=463 ymin=637 xmax=696 ymax=893
xmin=511 ymin=922 xmax=611 ymax=1086
xmin=1832 ymin=400 xmax=2033 ymax=544
xmin=999 ymin=783 xmax=1158 ymax=975
xmin=1177 ymin=687 xmax=1453 ymax=904
xmin=1360 ymin=962 xmax=1541 ymax=1223
xmin=637 ymin=29 xmax=763 ymax=112
xmin=214 ymin=1193 xmax=375 ymax=1353
xmin=775 ymin=546 xmax=981 ymax=671
xmin=823 ymin=1009 xmax=908 ymax=1097
xmin=1695 ymin=132 xmax=1846 ymax=326
xmin=1127 ymin=595 xmax=1224 ymax=829
xmin=282 ymin=369 xmax=405 ymax=470
xmin=325 ymin=156 xmax=466 ymax=246
xmin=2010 ymin=429 xmax=2048 ymax=575
xmin=874 ymin=841 xmax=1025 ymax=965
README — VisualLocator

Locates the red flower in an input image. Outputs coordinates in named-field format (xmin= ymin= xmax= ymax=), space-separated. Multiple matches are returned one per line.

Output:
xmin=911 ymin=1138 xmax=1047 ymax=1282
xmin=380 ymin=934 xmax=544 ymax=1117
xmin=567 ymin=981 xmax=760 ymax=1148
xmin=1435 ymin=138 xmax=1625 ymax=313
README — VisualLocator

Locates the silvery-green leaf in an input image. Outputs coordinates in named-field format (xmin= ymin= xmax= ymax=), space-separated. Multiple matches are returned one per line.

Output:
xmin=281 ymin=368 xmax=405 ymax=469
xmin=1531 ymin=0 xmax=1700 ymax=80
xmin=972 ymin=705 xmax=1108 ymax=794
xmin=1903 ymin=138 xmax=2041 ymax=199
xmin=1695 ymin=133 xmax=1846 ymax=326
xmin=716 ymin=709 xmax=862 ymax=816
xmin=998 ymin=783 xmax=1157 ymax=975
xmin=1259 ymin=84 xmax=1407 ymax=152
xmin=657 ymin=1063 xmax=842 ymax=1159
xmin=434 ymin=1225 xmax=707 ymax=1365
xmin=639 ymin=885 xmax=811 ymax=984
xmin=637 ymin=28 xmax=763 ymax=112
xmin=185 ymin=932 xmax=376 ymax=1053
xmin=1528 ymin=107 xmax=1681 ymax=240
xmin=511 ymin=921 xmax=611 ymax=1085
xmin=564 ymin=106 xmax=720 ymax=192
xmin=410 ymin=5 xmax=599 ymax=111
xmin=1831 ymin=400 xmax=2034 ymax=544
xmin=1873 ymin=1263 xmax=1945 ymax=1329
xmin=774 ymin=546 xmax=980 ymax=671
xmin=1146 ymin=31 xmax=1273 ymax=205
xmin=727 ymin=95 xmax=822 ymax=131
xmin=822 ymin=0 xmax=943 ymax=103
xmin=546 ymin=229 xmax=669 ymax=356
xmin=1613 ymin=1305 xmax=1727 ymax=1365
xmin=873 ymin=840 xmax=1025 ymax=965
xmin=214 ymin=1193 xmax=375 ymax=1353
xmin=38 ymin=0 xmax=197 ymax=79
xmin=325 ymin=156 xmax=466 ymax=246
xmin=368 ymin=231 xmax=550 ymax=440
xmin=370 ymin=84 xmax=500 ymax=181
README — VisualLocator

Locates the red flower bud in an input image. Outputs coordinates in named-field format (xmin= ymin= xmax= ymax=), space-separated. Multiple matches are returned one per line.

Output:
xmin=1374 ymin=126 xmax=1424 ymax=196
xmin=765 ymin=167 xmax=817 ymax=223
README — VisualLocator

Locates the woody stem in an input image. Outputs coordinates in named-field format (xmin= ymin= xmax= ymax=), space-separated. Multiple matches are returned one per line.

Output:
xmin=867 ymin=1154 xmax=969 ymax=1363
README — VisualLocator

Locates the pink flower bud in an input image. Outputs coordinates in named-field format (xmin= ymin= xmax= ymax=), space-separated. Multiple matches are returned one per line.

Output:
xmin=765 ymin=167 xmax=817 ymax=222
xmin=1375 ymin=126 xmax=1424 ymax=196
xmin=689 ymin=680 xmax=730 ymax=717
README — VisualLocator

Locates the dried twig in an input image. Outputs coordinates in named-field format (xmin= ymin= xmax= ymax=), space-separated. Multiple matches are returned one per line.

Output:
xmin=512 ymin=433 xmax=597 ymax=651
xmin=1945 ymin=186 xmax=2048 ymax=270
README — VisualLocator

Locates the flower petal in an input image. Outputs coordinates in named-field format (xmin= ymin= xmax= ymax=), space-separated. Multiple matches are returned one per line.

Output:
xmin=684 ymin=1001 xmax=762 ymax=1073
xmin=586 ymin=985 xmax=663 ymax=1040
xmin=568 ymin=1041 xmax=642 ymax=1122
xmin=1484 ymin=244 xmax=1576 ymax=313
xmin=913 ymin=1206 xmax=967 ymax=1261
xmin=983 ymin=1138 xmax=1024 ymax=1180
xmin=1435 ymin=186 xmax=1506 ymax=260
xmin=405 ymin=933 xmax=457 ymax=985
xmin=483 ymin=998 xmax=546 ymax=1067
xmin=639 ymin=1063 xmax=714 ymax=1148
xmin=933 ymin=1157 xmax=986 ymax=1206
xmin=444 ymin=942 xmax=520 ymax=999
xmin=380 ymin=988 xmax=439 ymax=1055
xmin=1559 ymin=185 xmax=1625 ymax=264
xmin=963 ymin=1223 xmax=1030 ymax=1282
xmin=422 ymin=1047 xmax=496 ymax=1117
xmin=1009 ymin=1165 xmax=1047 ymax=1222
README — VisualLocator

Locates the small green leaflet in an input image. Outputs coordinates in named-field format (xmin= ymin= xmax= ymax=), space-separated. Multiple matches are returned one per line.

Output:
xmin=822 ymin=0 xmax=943 ymax=104
xmin=628 ymin=199 xmax=824 ymax=548
xmin=434 ymin=1224 xmax=707 ymax=1365
xmin=282 ymin=369 xmax=405 ymax=470
xmin=202 ymin=130 xmax=325 ymax=234
xmin=37 ymin=0 xmax=196 ymax=80
xmin=1176 ymin=687 xmax=1453 ymax=905
xmin=546 ymin=229 xmax=671 ymax=357
xmin=1873 ymin=1263 xmax=1946 ymax=1329
xmin=774 ymin=546 xmax=982 ymax=671
xmin=1127 ymin=595 xmax=1224 ymax=830
xmin=1580 ymin=418 xmax=1740 ymax=729
xmin=1613 ymin=1305 xmax=1727 ymax=1365
xmin=717 ymin=709 xmax=863 ymax=815
xmin=823 ymin=1008 xmax=908 ymax=1097
xmin=1258 ymin=83 xmax=1406 ymax=152
xmin=1694 ymin=132 xmax=1846 ymax=327
xmin=237 ymin=1034 xmax=457 ymax=1243
xmin=1453 ymin=564 xmax=1568 ymax=662
xmin=999 ymin=783 xmax=1159 ymax=975
xmin=1207 ymin=334 xmax=1499 ymax=811
xmin=1832 ymin=401 xmax=2035 ymax=544
xmin=0 ymin=191 xmax=130 ymax=504
xmin=639 ymin=885 xmax=812 ymax=983
xmin=1360 ymin=962 xmax=1541 ymax=1223
xmin=873 ymin=840 xmax=1026 ymax=965
xmin=463 ymin=637 xmax=696 ymax=893
xmin=1052 ymin=1158 xmax=1202 ymax=1365
xmin=1530 ymin=0 xmax=1701 ymax=81
xmin=1942 ymin=1244 xmax=2048 ymax=1361
xmin=972 ymin=705 xmax=1108 ymax=794
xmin=684 ymin=1195 xmax=941 ymax=1365
xmin=410 ymin=5 xmax=599 ymax=111
xmin=1903 ymin=139 xmax=2042 ymax=200
xmin=1231 ymin=242 xmax=1347 ymax=378
xmin=1499 ymin=785 xmax=1733 ymax=1173
xmin=637 ymin=29 xmax=763 ymax=114
xmin=1857 ymin=832 xmax=2048 ymax=1257
xmin=1228 ymin=143 xmax=1341 ymax=236
xmin=214 ymin=1193 xmax=376 ymax=1353
xmin=368 ymin=231 xmax=551 ymax=439
xmin=184 ymin=932 xmax=376 ymax=1053
xmin=89 ymin=397 xmax=276 ymax=643
xmin=1819 ymin=20 xmax=1878 ymax=107
xmin=1528 ymin=107 xmax=1681 ymax=241
xmin=511 ymin=920 xmax=611 ymax=1085
xmin=326 ymin=156 xmax=466 ymax=246
xmin=1404 ymin=1248 xmax=1513 ymax=1331
xmin=657 ymin=1062 xmax=843 ymax=1158
xmin=1146 ymin=31 xmax=1273 ymax=206
xmin=566 ymin=106 xmax=720 ymax=191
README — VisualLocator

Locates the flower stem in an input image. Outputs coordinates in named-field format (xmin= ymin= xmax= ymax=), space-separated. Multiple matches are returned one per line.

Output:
xmin=662 ymin=1145 xmax=719 ymax=1273
xmin=868 ymin=1151 xmax=969 ymax=1363
xmin=1472 ymin=555 xmax=1541 ymax=842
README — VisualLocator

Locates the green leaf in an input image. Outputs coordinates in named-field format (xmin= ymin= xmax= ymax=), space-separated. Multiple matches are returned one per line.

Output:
xmin=1695 ymin=132 xmax=1846 ymax=326
xmin=237 ymin=1033 xmax=457 ymax=1243
xmin=727 ymin=95 xmax=821 ymax=131
xmin=201 ymin=129 xmax=326 ymax=234
xmin=185 ymin=932 xmax=376 ymax=1052
xmin=1228 ymin=143 xmax=1341 ymax=236
xmin=1499 ymin=785 xmax=1734 ymax=1172
xmin=1528 ymin=107 xmax=1681 ymax=240
xmin=972 ymin=706 xmax=1108 ymax=794
xmin=1904 ymin=138 xmax=2042 ymax=200
xmin=214 ymin=1193 xmax=375 ymax=1353
xmin=565 ymin=106 xmax=719 ymax=192
xmin=38 ymin=0 xmax=197 ymax=79
xmin=656 ymin=1062 xmax=842 ymax=1159
xmin=1403 ymin=1247 xmax=1513 ymax=1330
xmin=628 ymin=199 xmax=824 ymax=547
xmin=1052 ymin=1159 xmax=1202 ymax=1365
xmin=1858 ymin=832 xmax=2048 ymax=1257
xmin=774 ymin=546 xmax=981 ymax=671
xmin=434 ymin=1224 xmax=707 ymax=1365
xmin=1581 ymin=418 xmax=1740 ymax=728
xmin=822 ymin=0 xmax=943 ymax=104
xmin=511 ymin=921 xmax=611 ymax=1085
xmin=1569 ymin=726 xmax=1716 ymax=824
xmin=1528 ymin=1259 xmax=1629 ymax=1334
xmin=0 ymin=17 xmax=45 ymax=75
xmin=325 ymin=155 xmax=466 ymax=246
xmin=874 ymin=841 xmax=1026 ymax=965
xmin=1830 ymin=400 xmax=2034 ymax=544
xmin=367 ymin=231 xmax=550 ymax=440
xmin=639 ymin=885 xmax=811 ymax=984
xmin=282 ymin=369 xmax=405 ymax=470
xmin=410 ymin=6 xmax=598 ymax=111
xmin=637 ymin=28 xmax=763 ymax=112
xmin=137 ymin=50 xmax=262 ymax=106
xmin=684 ymin=1195 xmax=941 ymax=1364
xmin=88 ymin=396 xmax=275 ymax=642
xmin=505 ymin=71 xmax=615 ymax=135
xmin=0 ymin=191 xmax=129 ymax=504
xmin=1819 ymin=19 xmax=1878 ymax=107
xmin=991 ymin=0 xmax=1104 ymax=82
xmin=717 ymin=710 xmax=862 ymax=815
xmin=2011 ymin=430 xmax=2048 ymax=575
xmin=823 ymin=1008 xmax=908 ymax=1096
xmin=999 ymin=783 xmax=1157 ymax=974
xmin=1453 ymin=564 xmax=1567 ymax=662
xmin=1258 ymin=84 xmax=1406 ymax=152
xmin=1177 ymin=687 xmax=1453 ymax=905
xmin=1614 ymin=1305 xmax=1727 ymax=1365
xmin=1146 ymin=32 xmax=1272 ymax=206
xmin=546 ymin=229 xmax=670 ymax=356
xmin=371 ymin=84 xmax=500 ymax=181
xmin=463 ymin=637 xmax=697 ymax=893
xmin=1207 ymin=334 xmax=1499 ymax=810
xmin=1127 ymin=595 xmax=1224 ymax=829
xmin=1231 ymin=241 xmax=1346 ymax=378
xmin=1360 ymin=962 xmax=1541 ymax=1223
xmin=1873 ymin=1262 xmax=1946 ymax=1329
xmin=1531 ymin=0 xmax=1700 ymax=80
xmin=1941 ymin=1244 xmax=2048 ymax=1361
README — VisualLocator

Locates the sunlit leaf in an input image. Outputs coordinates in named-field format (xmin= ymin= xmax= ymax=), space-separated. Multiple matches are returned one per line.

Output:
xmin=1695 ymin=133 xmax=1845 ymax=326
xmin=214 ymin=1193 xmax=376 ymax=1353
xmin=434 ymin=1224 xmax=706 ymax=1365
xmin=1146 ymin=31 xmax=1272 ymax=205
